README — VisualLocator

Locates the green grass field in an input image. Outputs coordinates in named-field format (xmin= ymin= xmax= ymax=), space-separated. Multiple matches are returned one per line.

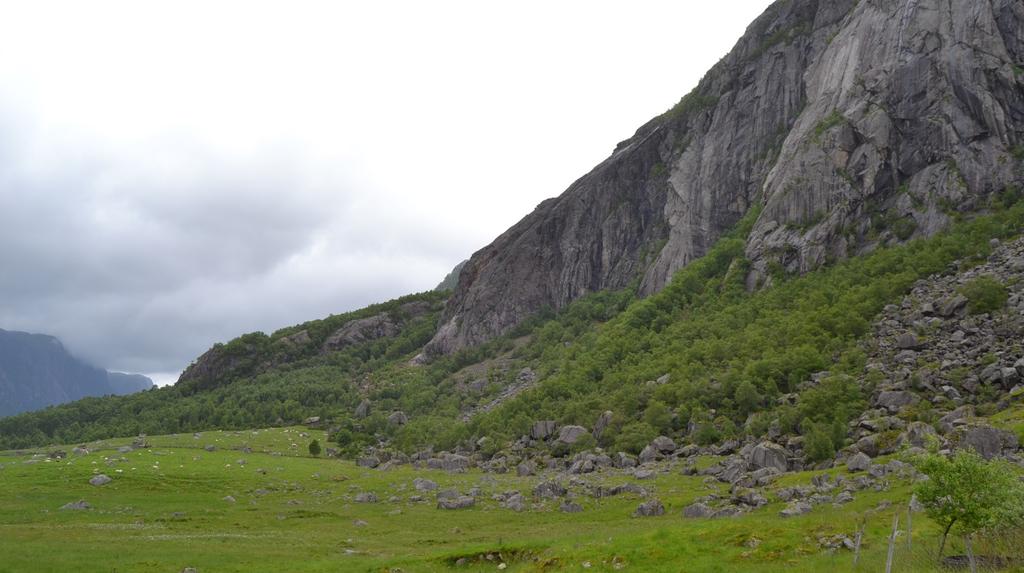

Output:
xmin=0 ymin=427 xmax=1010 ymax=572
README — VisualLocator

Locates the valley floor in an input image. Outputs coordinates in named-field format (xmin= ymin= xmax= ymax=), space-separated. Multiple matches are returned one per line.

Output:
xmin=0 ymin=427 xmax=1009 ymax=572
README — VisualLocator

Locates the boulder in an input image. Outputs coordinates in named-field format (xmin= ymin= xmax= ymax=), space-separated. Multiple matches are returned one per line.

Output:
xmin=682 ymin=502 xmax=714 ymax=518
xmin=354 ymin=492 xmax=378 ymax=503
xmin=89 ymin=474 xmax=112 ymax=487
xmin=956 ymin=425 xmax=1019 ymax=459
xmin=530 ymin=421 xmax=557 ymax=441
xmin=387 ymin=411 xmax=409 ymax=426
xmin=633 ymin=499 xmax=665 ymax=517
xmin=846 ymin=452 xmax=872 ymax=472
xmin=747 ymin=442 xmax=789 ymax=473
xmin=896 ymin=333 xmax=924 ymax=350
xmin=613 ymin=452 xmax=637 ymax=468
xmin=638 ymin=445 xmax=659 ymax=464
xmin=516 ymin=462 xmax=536 ymax=477
xmin=555 ymin=425 xmax=588 ymax=445
xmin=651 ymin=436 xmax=677 ymax=453
xmin=533 ymin=481 xmax=567 ymax=499
xmin=593 ymin=410 xmax=614 ymax=440
xmin=437 ymin=496 xmax=475 ymax=510
xmin=413 ymin=478 xmax=438 ymax=492
xmin=560 ymin=501 xmax=583 ymax=513
xmin=876 ymin=390 xmax=920 ymax=412
xmin=938 ymin=295 xmax=968 ymax=317
xmin=898 ymin=422 xmax=938 ymax=449
xmin=503 ymin=492 xmax=526 ymax=512
xmin=780 ymin=501 xmax=812 ymax=518
xmin=60 ymin=500 xmax=92 ymax=511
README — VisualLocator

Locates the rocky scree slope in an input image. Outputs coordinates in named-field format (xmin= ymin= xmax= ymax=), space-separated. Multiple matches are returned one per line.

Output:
xmin=428 ymin=0 xmax=1024 ymax=356
xmin=355 ymin=238 xmax=1024 ymax=522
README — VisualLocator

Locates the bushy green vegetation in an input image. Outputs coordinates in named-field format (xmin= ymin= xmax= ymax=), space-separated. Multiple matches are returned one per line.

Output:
xmin=913 ymin=449 xmax=1024 ymax=558
xmin=465 ymin=200 xmax=1024 ymax=454
xmin=3 ymin=199 xmax=1024 ymax=460
xmin=958 ymin=275 xmax=1008 ymax=315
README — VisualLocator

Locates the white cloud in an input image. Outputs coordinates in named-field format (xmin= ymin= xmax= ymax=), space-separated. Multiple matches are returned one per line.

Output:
xmin=0 ymin=0 xmax=774 ymax=381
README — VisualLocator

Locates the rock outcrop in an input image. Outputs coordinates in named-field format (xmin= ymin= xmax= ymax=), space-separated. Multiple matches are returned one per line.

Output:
xmin=426 ymin=0 xmax=1024 ymax=355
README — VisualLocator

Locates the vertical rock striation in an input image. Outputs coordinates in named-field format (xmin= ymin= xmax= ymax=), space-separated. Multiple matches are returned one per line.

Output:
xmin=428 ymin=0 xmax=1023 ymax=356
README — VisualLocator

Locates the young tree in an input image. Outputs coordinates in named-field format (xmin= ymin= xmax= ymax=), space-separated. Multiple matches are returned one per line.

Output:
xmin=913 ymin=449 xmax=1024 ymax=558
xmin=308 ymin=438 xmax=321 ymax=458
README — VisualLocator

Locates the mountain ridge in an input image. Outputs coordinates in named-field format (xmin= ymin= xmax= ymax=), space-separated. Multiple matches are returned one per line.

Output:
xmin=0 ymin=328 xmax=153 ymax=417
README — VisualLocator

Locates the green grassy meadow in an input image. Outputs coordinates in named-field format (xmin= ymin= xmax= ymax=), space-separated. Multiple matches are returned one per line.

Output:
xmin=0 ymin=427 xmax=995 ymax=572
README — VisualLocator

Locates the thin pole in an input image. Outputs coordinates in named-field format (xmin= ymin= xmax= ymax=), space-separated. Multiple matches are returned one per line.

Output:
xmin=885 ymin=514 xmax=899 ymax=573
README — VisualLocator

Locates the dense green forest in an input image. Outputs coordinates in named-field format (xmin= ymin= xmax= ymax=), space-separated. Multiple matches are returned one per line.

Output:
xmin=2 ymin=196 xmax=1023 ymax=455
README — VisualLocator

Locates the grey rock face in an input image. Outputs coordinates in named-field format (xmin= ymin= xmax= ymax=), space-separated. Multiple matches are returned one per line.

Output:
xmin=956 ymin=425 xmax=1020 ymax=459
xmin=747 ymin=442 xmax=789 ymax=473
xmin=423 ymin=0 xmax=1023 ymax=357
xmin=530 ymin=421 xmax=557 ymax=441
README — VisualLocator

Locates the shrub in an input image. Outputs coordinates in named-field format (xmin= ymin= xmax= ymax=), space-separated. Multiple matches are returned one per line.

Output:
xmin=308 ymin=439 xmax=321 ymax=457
xmin=959 ymin=275 xmax=1008 ymax=315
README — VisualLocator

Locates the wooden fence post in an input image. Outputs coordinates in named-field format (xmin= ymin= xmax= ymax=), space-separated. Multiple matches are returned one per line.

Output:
xmin=885 ymin=513 xmax=899 ymax=573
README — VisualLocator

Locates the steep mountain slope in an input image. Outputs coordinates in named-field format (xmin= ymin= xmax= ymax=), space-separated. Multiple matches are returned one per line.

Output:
xmin=0 ymin=329 xmax=153 ymax=417
xmin=428 ymin=0 xmax=1024 ymax=355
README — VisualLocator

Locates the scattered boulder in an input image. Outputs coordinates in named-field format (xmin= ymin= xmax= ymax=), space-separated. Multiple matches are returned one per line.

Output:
xmin=516 ymin=462 xmax=535 ymax=477
xmin=747 ymin=442 xmax=789 ymax=472
xmin=437 ymin=496 xmax=475 ymax=510
xmin=876 ymin=391 xmax=920 ymax=412
xmin=846 ymin=452 xmax=872 ymax=473
xmin=530 ymin=421 xmax=557 ymax=441
xmin=780 ymin=501 xmax=812 ymax=518
xmin=555 ymin=425 xmax=588 ymax=445
xmin=593 ymin=410 xmax=613 ymax=440
xmin=682 ymin=502 xmax=713 ymax=518
xmin=651 ymin=436 xmax=677 ymax=453
xmin=896 ymin=333 xmax=924 ymax=350
xmin=560 ymin=501 xmax=583 ymax=513
xmin=60 ymin=500 xmax=91 ymax=511
xmin=413 ymin=478 xmax=438 ymax=492
xmin=503 ymin=492 xmax=526 ymax=512
xmin=387 ymin=411 xmax=409 ymax=426
xmin=533 ymin=481 xmax=567 ymax=499
xmin=89 ymin=474 xmax=112 ymax=487
xmin=354 ymin=492 xmax=378 ymax=503
xmin=956 ymin=425 xmax=1019 ymax=460
xmin=633 ymin=499 xmax=665 ymax=517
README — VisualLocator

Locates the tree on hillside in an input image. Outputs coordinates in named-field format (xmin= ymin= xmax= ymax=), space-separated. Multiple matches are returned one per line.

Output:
xmin=308 ymin=438 xmax=321 ymax=458
xmin=912 ymin=449 xmax=1024 ymax=559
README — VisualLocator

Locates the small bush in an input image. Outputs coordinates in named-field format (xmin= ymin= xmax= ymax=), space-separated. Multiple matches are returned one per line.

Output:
xmin=959 ymin=275 xmax=1008 ymax=315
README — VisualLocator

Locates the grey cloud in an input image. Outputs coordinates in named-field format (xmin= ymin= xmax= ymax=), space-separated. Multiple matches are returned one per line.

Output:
xmin=0 ymin=115 xmax=463 ymax=380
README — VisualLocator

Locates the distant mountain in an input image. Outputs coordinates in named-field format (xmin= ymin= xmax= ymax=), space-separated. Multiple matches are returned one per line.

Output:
xmin=0 ymin=328 xmax=153 ymax=417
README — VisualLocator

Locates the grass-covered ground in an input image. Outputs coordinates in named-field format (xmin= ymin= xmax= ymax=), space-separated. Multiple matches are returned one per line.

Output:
xmin=0 ymin=427 xmax=996 ymax=572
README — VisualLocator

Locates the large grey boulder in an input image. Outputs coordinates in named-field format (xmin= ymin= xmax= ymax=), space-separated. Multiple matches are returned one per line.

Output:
xmin=651 ymin=436 xmax=677 ymax=453
xmin=682 ymin=502 xmax=714 ymax=518
xmin=89 ymin=474 xmax=112 ymax=487
xmin=956 ymin=425 xmax=1019 ymax=460
xmin=413 ymin=478 xmax=438 ymax=492
xmin=876 ymin=391 xmax=920 ymax=412
xmin=530 ymin=421 xmax=557 ymax=441
xmin=533 ymin=481 xmax=567 ymax=499
xmin=555 ymin=425 xmax=588 ymax=445
xmin=747 ymin=442 xmax=789 ymax=473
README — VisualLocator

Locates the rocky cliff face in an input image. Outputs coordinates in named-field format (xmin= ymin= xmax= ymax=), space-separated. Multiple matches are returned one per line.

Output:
xmin=428 ymin=0 xmax=1023 ymax=355
xmin=0 ymin=329 xmax=153 ymax=417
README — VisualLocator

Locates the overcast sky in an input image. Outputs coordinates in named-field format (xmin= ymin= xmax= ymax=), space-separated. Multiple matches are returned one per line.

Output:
xmin=0 ymin=0 xmax=774 ymax=385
